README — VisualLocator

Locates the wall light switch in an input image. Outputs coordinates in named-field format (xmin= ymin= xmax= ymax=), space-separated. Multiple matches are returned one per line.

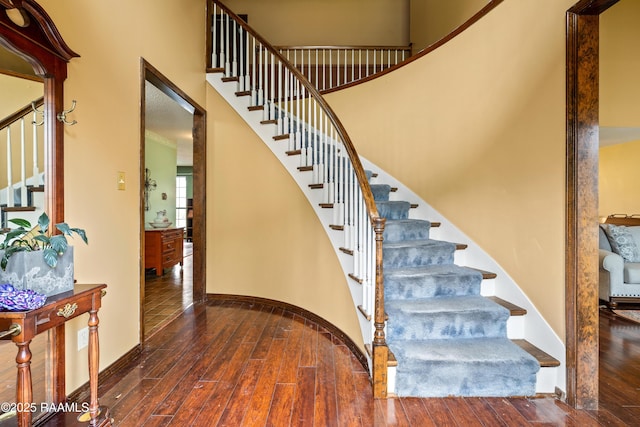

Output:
xmin=78 ymin=327 xmax=88 ymax=351
xmin=117 ymin=172 xmax=126 ymax=190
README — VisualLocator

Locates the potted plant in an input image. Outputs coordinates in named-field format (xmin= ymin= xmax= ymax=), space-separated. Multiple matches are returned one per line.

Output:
xmin=0 ymin=212 xmax=88 ymax=296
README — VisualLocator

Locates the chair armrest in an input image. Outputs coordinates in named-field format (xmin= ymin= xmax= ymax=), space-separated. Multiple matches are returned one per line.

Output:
xmin=600 ymin=249 xmax=623 ymax=273
xmin=599 ymin=249 xmax=624 ymax=299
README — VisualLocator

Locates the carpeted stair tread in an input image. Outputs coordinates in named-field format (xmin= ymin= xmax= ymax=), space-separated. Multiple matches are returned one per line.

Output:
xmin=389 ymin=338 xmax=540 ymax=397
xmin=370 ymin=184 xmax=391 ymax=201
xmin=386 ymin=295 xmax=509 ymax=340
xmin=383 ymin=239 xmax=456 ymax=268
xmin=384 ymin=219 xmax=431 ymax=242
xmin=385 ymin=265 xmax=483 ymax=300
xmin=376 ymin=201 xmax=411 ymax=220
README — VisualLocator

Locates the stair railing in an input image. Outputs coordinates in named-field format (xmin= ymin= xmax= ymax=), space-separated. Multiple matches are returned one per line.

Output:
xmin=0 ymin=96 xmax=44 ymax=210
xmin=209 ymin=0 xmax=389 ymax=397
xmin=275 ymin=45 xmax=411 ymax=92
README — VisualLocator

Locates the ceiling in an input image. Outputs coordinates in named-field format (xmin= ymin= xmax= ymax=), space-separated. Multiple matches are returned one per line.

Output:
xmin=599 ymin=126 xmax=640 ymax=148
xmin=145 ymin=81 xmax=193 ymax=166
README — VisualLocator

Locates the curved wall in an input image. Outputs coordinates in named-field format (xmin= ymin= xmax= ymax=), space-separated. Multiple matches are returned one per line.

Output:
xmin=326 ymin=0 xmax=576 ymax=338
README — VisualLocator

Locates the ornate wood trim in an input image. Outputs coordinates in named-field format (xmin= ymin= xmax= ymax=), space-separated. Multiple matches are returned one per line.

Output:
xmin=566 ymin=0 xmax=620 ymax=410
xmin=1 ymin=0 xmax=78 ymax=413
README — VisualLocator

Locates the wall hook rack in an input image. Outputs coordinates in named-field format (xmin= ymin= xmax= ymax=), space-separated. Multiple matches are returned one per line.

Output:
xmin=31 ymin=101 xmax=44 ymax=126
xmin=57 ymin=100 xmax=77 ymax=125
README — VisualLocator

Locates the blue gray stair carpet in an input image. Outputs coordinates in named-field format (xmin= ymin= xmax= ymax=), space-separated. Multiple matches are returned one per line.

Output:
xmin=370 ymin=180 xmax=540 ymax=397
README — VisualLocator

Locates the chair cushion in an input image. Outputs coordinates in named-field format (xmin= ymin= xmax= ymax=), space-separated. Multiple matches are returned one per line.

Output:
xmin=624 ymin=262 xmax=640 ymax=284
xmin=599 ymin=225 xmax=612 ymax=252
xmin=603 ymin=224 xmax=640 ymax=262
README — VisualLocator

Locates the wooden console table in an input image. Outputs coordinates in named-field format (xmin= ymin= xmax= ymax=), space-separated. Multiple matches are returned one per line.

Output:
xmin=0 ymin=284 xmax=111 ymax=427
xmin=145 ymin=227 xmax=184 ymax=276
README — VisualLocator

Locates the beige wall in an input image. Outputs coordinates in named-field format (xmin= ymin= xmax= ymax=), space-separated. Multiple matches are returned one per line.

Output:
xmin=9 ymin=0 xmax=595 ymax=394
xmin=206 ymin=86 xmax=362 ymax=347
xmin=0 ymin=75 xmax=44 ymax=187
xmin=600 ymin=0 xmax=640 ymax=127
xmin=599 ymin=1 xmax=640 ymax=218
xmin=38 ymin=0 xmax=206 ymax=392
xmin=28 ymin=0 xmax=362 ymax=394
xmin=600 ymin=140 xmax=640 ymax=217
xmin=223 ymin=0 xmax=409 ymax=46
xmin=326 ymin=0 xmax=574 ymax=338
xmin=410 ymin=0 xmax=489 ymax=53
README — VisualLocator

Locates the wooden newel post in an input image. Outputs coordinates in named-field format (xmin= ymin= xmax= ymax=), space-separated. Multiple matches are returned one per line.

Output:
xmin=372 ymin=217 xmax=388 ymax=398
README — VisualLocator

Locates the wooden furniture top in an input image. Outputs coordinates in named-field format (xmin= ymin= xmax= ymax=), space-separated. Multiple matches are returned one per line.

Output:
xmin=144 ymin=227 xmax=183 ymax=232
xmin=602 ymin=215 xmax=640 ymax=227
xmin=0 ymin=284 xmax=106 ymax=322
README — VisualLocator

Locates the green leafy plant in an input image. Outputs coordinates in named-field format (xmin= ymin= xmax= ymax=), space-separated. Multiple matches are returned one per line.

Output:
xmin=0 ymin=212 xmax=88 ymax=270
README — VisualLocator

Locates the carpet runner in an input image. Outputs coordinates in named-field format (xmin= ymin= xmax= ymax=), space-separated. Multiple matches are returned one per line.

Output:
xmin=371 ymin=179 xmax=540 ymax=397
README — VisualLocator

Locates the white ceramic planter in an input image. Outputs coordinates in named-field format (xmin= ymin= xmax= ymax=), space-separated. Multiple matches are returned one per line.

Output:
xmin=0 ymin=247 xmax=74 ymax=296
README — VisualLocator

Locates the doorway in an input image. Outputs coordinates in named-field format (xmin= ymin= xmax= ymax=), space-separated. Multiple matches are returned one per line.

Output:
xmin=140 ymin=60 xmax=206 ymax=340
xmin=566 ymin=0 xmax=620 ymax=410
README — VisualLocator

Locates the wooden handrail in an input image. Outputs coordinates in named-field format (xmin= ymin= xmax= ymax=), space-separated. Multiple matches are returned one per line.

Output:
xmin=212 ymin=1 xmax=380 ymax=226
xmin=320 ymin=0 xmax=504 ymax=95
xmin=0 ymin=96 xmax=44 ymax=129
xmin=275 ymin=44 xmax=411 ymax=51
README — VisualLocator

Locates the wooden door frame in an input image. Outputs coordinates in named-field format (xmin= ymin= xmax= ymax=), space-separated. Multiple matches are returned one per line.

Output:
xmin=139 ymin=59 xmax=207 ymax=340
xmin=566 ymin=0 xmax=619 ymax=409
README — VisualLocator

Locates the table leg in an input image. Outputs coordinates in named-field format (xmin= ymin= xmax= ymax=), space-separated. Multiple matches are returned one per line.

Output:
xmin=15 ymin=340 xmax=32 ymax=427
xmin=88 ymin=308 xmax=100 ymax=424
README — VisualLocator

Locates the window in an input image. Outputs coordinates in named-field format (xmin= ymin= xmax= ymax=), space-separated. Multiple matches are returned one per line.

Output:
xmin=176 ymin=176 xmax=187 ymax=229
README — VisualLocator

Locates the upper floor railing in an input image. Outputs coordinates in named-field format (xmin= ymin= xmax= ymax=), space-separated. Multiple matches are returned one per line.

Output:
xmin=275 ymin=45 xmax=411 ymax=92
xmin=208 ymin=0 xmax=389 ymax=397
xmin=0 ymin=97 xmax=44 ymax=213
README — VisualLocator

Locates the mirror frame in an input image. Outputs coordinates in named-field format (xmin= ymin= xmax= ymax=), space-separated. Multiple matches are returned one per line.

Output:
xmin=0 ymin=0 xmax=78 ymax=226
xmin=0 ymin=0 xmax=78 ymax=407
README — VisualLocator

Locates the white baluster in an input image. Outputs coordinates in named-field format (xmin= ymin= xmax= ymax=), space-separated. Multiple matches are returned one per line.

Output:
xmin=211 ymin=5 xmax=218 ymax=67
xmin=32 ymin=110 xmax=40 ymax=185
xmin=224 ymin=14 xmax=230 ymax=75
xmin=251 ymin=37 xmax=257 ymax=105
xmin=351 ymin=49 xmax=355 ymax=84
xmin=232 ymin=18 xmax=238 ymax=77
xmin=6 ymin=127 xmax=13 ymax=207
xmin=270 ymin=53 xmax=276 ymax=120
xmin=257 ymin=43 xmax=264 ymax=105
xmin=20 ymin=118 xmax=27 ymax=207
xmin=343 ymin=49 xmax=347 ymax=86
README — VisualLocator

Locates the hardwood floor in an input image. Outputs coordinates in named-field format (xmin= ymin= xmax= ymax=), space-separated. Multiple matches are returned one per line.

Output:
xmin=598 ymin=308 xmax=640 ymax=424
xmin=144 ymin=242 xmax=193 ymax=339
xmin=26 ymin=260 xmax=640 ymax=426
xmin=39 ymin=302 xmax=639 ymax=426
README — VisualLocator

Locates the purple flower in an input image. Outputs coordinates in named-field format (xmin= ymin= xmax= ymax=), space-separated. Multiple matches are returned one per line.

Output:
xmin=0 ymin=284 xmax=47 ymax=311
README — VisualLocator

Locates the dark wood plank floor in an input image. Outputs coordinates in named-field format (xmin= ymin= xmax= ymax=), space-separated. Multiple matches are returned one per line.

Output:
xmin=144 ymin=242 xmax=193 ymax=339
xmin=28 ymin=254 xmax=639 ymax=427
xmin=39 ymin=301 xmax=640 ymax=426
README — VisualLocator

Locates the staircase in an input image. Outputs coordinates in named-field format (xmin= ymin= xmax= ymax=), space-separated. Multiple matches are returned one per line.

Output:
xmin=206 ymin=0 xmax=562 ymax=398
xmin=0 ymin=97 xmax=45 ymax=229
xmin=372 ymin=181 xmax=541 ymax=396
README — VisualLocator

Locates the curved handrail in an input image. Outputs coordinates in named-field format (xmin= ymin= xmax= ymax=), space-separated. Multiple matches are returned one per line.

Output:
xmin=320 ymin=0 xmax=504 ymax=95
xmin=211 ymin=1 xmax=380 ymax=225
xmin=0 ymin=96 xmax=43 ymax=129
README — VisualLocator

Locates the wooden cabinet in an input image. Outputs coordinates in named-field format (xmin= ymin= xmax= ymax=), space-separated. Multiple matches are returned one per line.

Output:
xmin=145 ymin=227 xmax=184 ymax=276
